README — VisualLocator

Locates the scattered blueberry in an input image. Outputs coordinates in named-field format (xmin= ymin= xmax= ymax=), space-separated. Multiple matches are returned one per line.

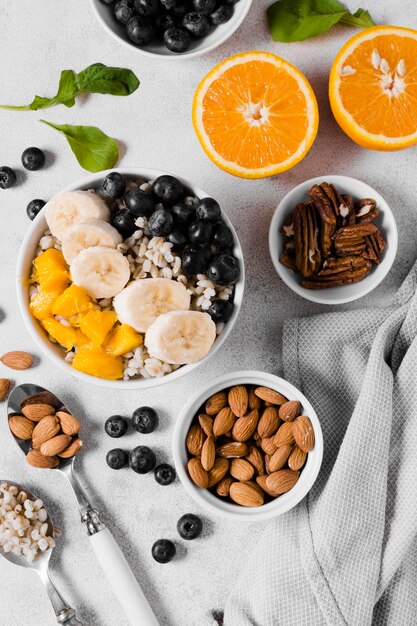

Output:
xmin=26 ymin=199 xmax=46 ymax=221
xmin=189 ymin=219 xmax=213 ymax=244
xmin=114 ymin=0 xmax=135 ymax=24
xmin=154 ymin=463 xmax=176 ymax=486
xmin=129 ymin=446 xmax=156 ymax=474
xmin=152 ymin=539 xmax=176 ymax=563
xmin=111 ymin=208 xmax=137 ymax=238
xmin=148 ymin=209 xmax=174 ymax=236
xmin=164 ymin=26 xmax=190 ymax=53
xmin=207 ymin=254 xmax=240 ymax=285
xmin=193 ymin=0 xmax=216 ymax=14
xmin=167 ymin=229 xmax=187 ymax=247
xmin=171 ymin=201 xmax=195 ymax=225
xmin=210 ymin=3 xmax=232 ymax=24
xmin=127 ymin=15 xmax=155 ymax=44
xmin=212 ymin=222 xmax=233 ymax=248
xmin=125 ymin=187 xmax=155 ymax=216
xmin=155 ymin=12 xmax=176 ymax=34
xmin=133 ymin=0 xmax=158 ymax=16
xmin=21 ymin=147 xmax=45 ymax=171
xmin=207 ymin=298 xmax=233 ymax=322
xmin=183 ymin=12 xmax=210 ymax=38
xmin=105 ymin=416 xmax=129 ymax=438
xmin=132 ymin=406 xmax=159 ymax=433
xmin=177 ymin=513 xmax=203 ymax=540
xmin=0 ymin=166 xmax=17 ymax=189
xmin=153 ymin=175 xmax=183 ymax=205
xmin=196 ymin=197 xmax=221 ymax=222
xmin=103 ymin=171 xmax=126 ymax=199
xmin=182 ymin=244 xmax=206 ymax=276
xmin=106 ymin=448 xmax=128 ymax=470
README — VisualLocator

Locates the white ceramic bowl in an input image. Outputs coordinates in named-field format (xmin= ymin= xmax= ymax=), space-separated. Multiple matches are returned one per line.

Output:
xmin=173 ymin=370 xmax=323 ymax=521
xmin=16 ymin=168 xmax=244 ymax=389
xmin=88 ymin=0 xmax=253 ymax=59
xmin=269 ymin=175 xmax=398 ymax=305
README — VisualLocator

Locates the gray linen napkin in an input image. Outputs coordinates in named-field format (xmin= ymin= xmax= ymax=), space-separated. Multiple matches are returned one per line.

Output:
xmin=209 ymin=261 xmax=417 ymax=626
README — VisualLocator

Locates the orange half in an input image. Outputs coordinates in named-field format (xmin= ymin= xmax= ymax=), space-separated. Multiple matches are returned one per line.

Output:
xmin=192 ymin=51 xmax=319 ymax=179
xmin=329 ymin=26 xmax=417 ymax=150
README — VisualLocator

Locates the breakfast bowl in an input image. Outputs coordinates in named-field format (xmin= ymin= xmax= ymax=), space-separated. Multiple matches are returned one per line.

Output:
xmin=17 ymin=168 xmax=244 ymax=389
xmin=173 ymin=370 xmax=323 ymax=521
xmin=269 ymin=175 xmax=398 ymax=305
xmin=89 ymin=0 xmax=253 ymax=60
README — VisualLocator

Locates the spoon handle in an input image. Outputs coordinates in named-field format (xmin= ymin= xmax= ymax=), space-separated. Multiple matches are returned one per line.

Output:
xmin=38 ymin=566 xmax=83 ymax=624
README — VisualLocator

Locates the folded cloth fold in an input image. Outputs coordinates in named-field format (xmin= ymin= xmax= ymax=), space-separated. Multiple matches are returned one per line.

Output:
xmin=208 ymin=261 xmax=417 ymax=626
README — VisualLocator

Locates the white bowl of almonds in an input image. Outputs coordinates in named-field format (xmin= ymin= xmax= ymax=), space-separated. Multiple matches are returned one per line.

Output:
xmin=173 ymin=371 xmax=323 ymax=521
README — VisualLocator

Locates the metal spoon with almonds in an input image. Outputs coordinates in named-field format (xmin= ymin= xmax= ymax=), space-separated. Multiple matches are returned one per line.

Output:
xmin=8 ymin=383 xmax=159 ymax=626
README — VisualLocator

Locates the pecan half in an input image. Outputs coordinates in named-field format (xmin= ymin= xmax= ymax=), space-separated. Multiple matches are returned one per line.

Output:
xmin=279 ymin=240 xmax=297 ymax=271
xmin=302 ymin=256 xmax=372 ymax=289
xmin=294 ymin=202 xmax=321 ymax=277
xmin=355 ymin=198 xmax=379 ymax=224
xmin=363 ymin=228 xmax=385 ymax=263
xmin=308 ymin=184 xmax=337 ymax=225
xmin=280 ymin=203 xmax=305 ymax=237
xmin=333 ymin=223 xmax=377 ymax=257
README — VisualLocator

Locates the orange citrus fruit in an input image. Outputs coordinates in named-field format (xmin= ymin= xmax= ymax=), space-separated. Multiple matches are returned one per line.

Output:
xmin=192 ymin=51 xmax=319 ymax=179
xmin=329 ymin=25 xmax=417 ymax=151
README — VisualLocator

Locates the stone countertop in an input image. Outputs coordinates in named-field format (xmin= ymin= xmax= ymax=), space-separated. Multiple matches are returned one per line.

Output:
xmin=0 ymin=1 xmax=416 ymax=624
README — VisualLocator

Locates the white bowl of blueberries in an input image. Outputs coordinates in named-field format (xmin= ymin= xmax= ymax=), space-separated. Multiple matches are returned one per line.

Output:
xmin=89 ymin=0 xmax=253 ymax=57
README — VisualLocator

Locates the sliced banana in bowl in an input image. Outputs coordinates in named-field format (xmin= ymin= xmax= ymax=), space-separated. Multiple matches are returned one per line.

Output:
xmin=70 ymin=246 xmax=130 ymax=299
xmin=62 ymin=219 xmax=122 ymax=264
xmin=45 ymin=190 xmax=110 ymax=240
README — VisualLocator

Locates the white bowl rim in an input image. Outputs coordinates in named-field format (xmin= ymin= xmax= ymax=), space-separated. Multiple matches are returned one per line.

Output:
xmin=268 ymin=174 xmax=398 ymax=305
xmin=88 ymin=0 xmax=253 ymax=60
xmin=173 ymin=370 xmax=323 ymax=521
xmin=16 ymin=168 xmax=245 ymax=389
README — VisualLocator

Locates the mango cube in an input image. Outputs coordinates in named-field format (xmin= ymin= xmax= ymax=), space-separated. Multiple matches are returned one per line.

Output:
xmin=30 ymin=292 xmax=57 ymax=321
xmin=33 ymin=249 xmax=70 ymax=294
xmin=104 ymin=324 xmax=143 ymax=357
xmin=51 ymin=284 xmax=93 ymax=318
xmin=79 ymin=310 xmax=118 ymax=347
xmin=41 ymin=318 xmax=79 ymax=351
xmin=72 ymin=345 xmax=123 ymax=380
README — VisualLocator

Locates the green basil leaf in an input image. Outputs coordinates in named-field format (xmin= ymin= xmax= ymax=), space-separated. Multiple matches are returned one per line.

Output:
xmin=75 ymin=63 xmax=140 ymax=96
xmin=340 ymin=8 xmax=375 ymax=28
xmin=40 ymin=120 xmax=119 ymax=173
xmin=0 ymin=70 xmax=77 ymax=111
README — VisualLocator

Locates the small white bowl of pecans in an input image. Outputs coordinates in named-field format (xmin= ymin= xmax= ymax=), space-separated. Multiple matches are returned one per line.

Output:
xmin=173 ymin=371 xmax=323 ymax=521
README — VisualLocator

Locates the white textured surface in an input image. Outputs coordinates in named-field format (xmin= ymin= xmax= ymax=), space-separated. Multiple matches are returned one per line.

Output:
xmin=0 ymin=1 xmax=415 ymax=625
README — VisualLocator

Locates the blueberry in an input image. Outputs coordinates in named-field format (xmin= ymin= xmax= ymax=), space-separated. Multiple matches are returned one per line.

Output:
xmin=196 ymin=197 xmax=221 ymax=221
xmin=177 ymin=513 xmax=202 ymax=540
xmin=129 ymin=446 xmax=156 ymax=474
xmin=212 ymin=222 xmax=233 ymax=248
xmin=155 ymin=13 xmax=176 ymax=35
xmin=132 ymin=406 xmax=159 ymax=433
xmin=133 ymin=0 xmax=158 ymax=15
xmin=105 ymin=415 xmax=128 ymax=438
xmin=26 ymin=199 xmax=46 ymax=221
xmin=152 ymin=539 xmax=176 ymax=563
xmin=164 ymin=26 xmax=190 ymax=53
xmin=0 ymin=166 xmax=17 ymax=189
xmin=21 ymin=147 xmax=45 ymax=171
xmin=114 ymin=0 xmax=135 ymax=24
xmin=210 ymin=3 xmax=232 ymax=24
xmin=153 ymin=175 xmax=184 ymax=205
xmin=106 ymin=449 xmax=128 ymax=470
xmin=102 ymin=171 xmax=126 ymax=199
xmin=207 ymin=299 xmax=233 ymax=322
xmin=125 ymin=187 xmax=155 ymax=216
xmin=171 ymin=202 xmax=195 ymax=225
xmin=126 ymin=16 xmax=155 ymax=45
xmin=148 ymin=209 xmax=174 ymax=236
xmin=207 ymin=254 xmax=240 ymax=285
xmin=182 ymin=244 xmax=206 ymax=276
xmin=193 ymin=0 xmax=216 ymax=13
xmin=154 ymin=463 xmax=176 ymax=486
xmin=183 ymin=12 xmax=210 ymax=38
xmin=167 ymin=229 xmax=187 ymax=247
xmin=189 ymin=219 xmax=213 ymax=243
xmin=111 ymin=208 xmax=137 ymax=237
xmin=170 ymin=1 xmax=188 ymax=17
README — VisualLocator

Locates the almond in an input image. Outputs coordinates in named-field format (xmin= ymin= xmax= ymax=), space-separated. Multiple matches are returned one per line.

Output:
xmin=58 ymin=438 xmax=83 ymax=458
xmin=245 ymin=445 xmax=265 ymax=475
xmin=0 ymin=351 xmax=33 ymax=370
xmin=269 ymin=444 xmax=292 ymax=473
xmin=40 ymin=434 xmax=72 ymax=457
xmin=229 ymin=481 xmax=264 ymax=507
xmin=198 ymin=413 xmax=214 ymax=438
xmin=279 ymin=400 xmax=301 ymax=422
xmin=20 ymin=391 xmax=61 ymax=411
xmin=201 ymin=436 xmax=216 ymax=471
xmin=292 ymin=415 xmax=315 ymax=452
xmin=32 ymin=415 xmax=60 ymax=449
xmin=216 ymin=441 xmax=249 ymax=458
xmin=254 ymin=386 xmax=288 ymax=406
xmin=260 ymin=436 xmax=277 ymax=455
xmin=232 ymin=409 xmax=258 ymax=442
xmin=213 ymin=407 xmax=235 ymax=437
xmin=208 ymin=458 xmax=229 ymax=487
xmin=228 ymin=386 xmax=248 ymax=417
xmin=186 ymin=423 xmax=205 ymax=456
xmin=216 ymin=476 xmax=234 ymax=497
xmin=257 ymin=406 xmax=280 ymax=438
xmin=8 ymin=416 xmax=34 ymax=440
xmin=248 ymin=386 xmax=261 ymax=410
xmin=188 ymin=458 xmax=209 ymax=489
xmin=256 ymin=475 xmax=281 ymax=497
xmin=27 ymin=449 xmax=59 ymax=469
xmin=266 ymin=469 xmax=300 ymax=495
xmin=265 ymin=453 xmax=272 ymax=474
xmin=22 ymin=403 xmax=55 ymax=422
xmin=288 ymin=445 xmax=307 ymax=471
xmin=0 ymin=378 xmax=10 ymax=401
xmin=205 ymin=391 xmax=227 ymax=416
xmin=56 ymin=411 xmax=80 ymax=436
xmin=230 ymin=458 xmax=254 ymax=482
xmin=273 ymin=422 xmax=295 ymax=447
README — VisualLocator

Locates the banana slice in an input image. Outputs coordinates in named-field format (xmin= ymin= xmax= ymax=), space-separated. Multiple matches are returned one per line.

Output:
xmin=113 ymin=278 xmax=191 ymax=333
xmin=45 ymin=190 xmax=110 ymax=241
xmin=70 ymin=246 xmax=130 ymax=299
xmin=62 ymin=219 xmax=122 ymax=264
xmin=145 ymin=310 xmax=216 ymax=364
